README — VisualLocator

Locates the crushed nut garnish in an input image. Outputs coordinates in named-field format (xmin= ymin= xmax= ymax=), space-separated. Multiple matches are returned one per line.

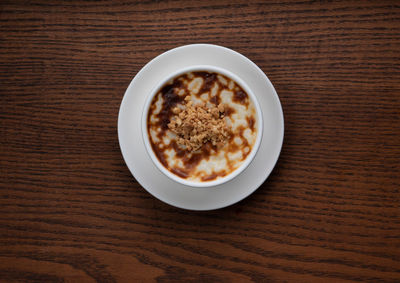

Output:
xmin=168 ymin=96 xmax=230 ymax=151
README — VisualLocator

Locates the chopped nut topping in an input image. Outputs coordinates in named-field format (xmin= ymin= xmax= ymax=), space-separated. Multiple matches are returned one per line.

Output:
xmin=168 ymin=96 xmax=230 ymax=151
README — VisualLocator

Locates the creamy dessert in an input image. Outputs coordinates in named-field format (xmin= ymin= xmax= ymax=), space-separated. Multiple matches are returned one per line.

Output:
xmin=147 ymin=71 xmax=259 ymax=183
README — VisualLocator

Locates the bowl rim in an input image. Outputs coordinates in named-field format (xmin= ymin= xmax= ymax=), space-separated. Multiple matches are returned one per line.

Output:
xmin=141 ymin=64 xmax=264 ymax=188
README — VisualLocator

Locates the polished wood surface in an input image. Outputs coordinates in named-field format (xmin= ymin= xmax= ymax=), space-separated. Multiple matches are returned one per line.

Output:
xmin=1 ymin=1 xmax=399 ymax=282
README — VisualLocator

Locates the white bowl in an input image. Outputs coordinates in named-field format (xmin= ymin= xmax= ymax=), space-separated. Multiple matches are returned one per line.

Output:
xmin=141 ymin=65 xmax=263 ymax=188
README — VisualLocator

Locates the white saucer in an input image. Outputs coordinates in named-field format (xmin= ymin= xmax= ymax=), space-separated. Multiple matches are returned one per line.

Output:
xmin=118 ymin=44 xmax=284 ymax=211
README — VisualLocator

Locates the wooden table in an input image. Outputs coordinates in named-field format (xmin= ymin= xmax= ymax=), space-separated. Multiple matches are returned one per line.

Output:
xmin=1 ymin=1 xmax=399 ymax=282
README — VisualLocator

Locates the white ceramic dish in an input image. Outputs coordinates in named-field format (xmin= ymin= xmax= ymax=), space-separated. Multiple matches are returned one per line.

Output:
xmin=141 ymin=65 xmax=264 ymax=188
xmin=118 ymin=44 xmax=284 ymax=210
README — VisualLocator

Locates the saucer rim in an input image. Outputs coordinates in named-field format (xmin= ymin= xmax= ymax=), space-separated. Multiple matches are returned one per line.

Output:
xmin=118 ymin=43 xmax=284 ymax=211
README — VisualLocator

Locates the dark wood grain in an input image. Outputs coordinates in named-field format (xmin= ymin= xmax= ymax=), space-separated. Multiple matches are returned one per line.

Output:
xmin=1 ymin=0 xmax=399 ymax=282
